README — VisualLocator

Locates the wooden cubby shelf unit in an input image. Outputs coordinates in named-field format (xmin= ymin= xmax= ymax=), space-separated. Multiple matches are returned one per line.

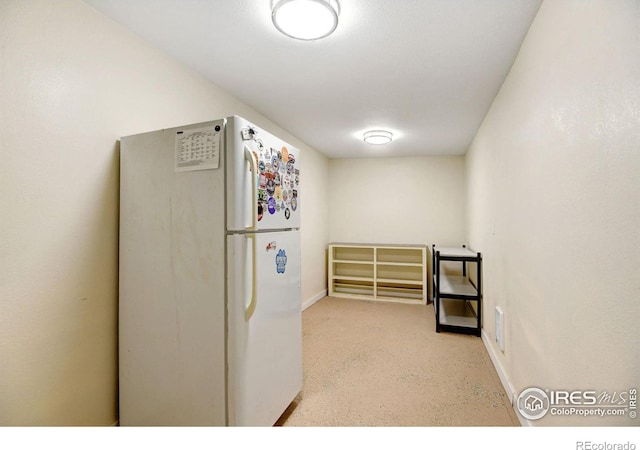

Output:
xmin=432 ymin=244 xmax=483 ymax=336
xmin=328 ymin=243 xmax=427 ymax=304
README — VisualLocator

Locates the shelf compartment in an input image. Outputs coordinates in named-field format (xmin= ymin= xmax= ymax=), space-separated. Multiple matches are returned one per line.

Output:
xmin=377 ymin=248 xmax=423 ymax=264
xmin=435 ymin=274 xmax=477 ymax=298
xmin=331 ymin=259 xmax=375 ymax=265
xmin=332 ymin=246 xmax=374 ymax=262
xmin=377 ymin=264 xmax=424 ymax=282
xmin=374 ymin=261 xmax=422 ymax=267
xmin=377 ymin=278 xmax=423 ymax=285
xmin=332 ymin=280 xmax=374 ymax=298
xmin=332 ymin=262 xmax=374 ymax=279
xmin=332 ymin=275 xmax=374 ymax=282
xmin=377 ymin=282 xmax=424 ymax=301
xmin=434 ymin=246 xmax=479 ymax=260
xmin=438 ymin=299 xmax=477 ymax=328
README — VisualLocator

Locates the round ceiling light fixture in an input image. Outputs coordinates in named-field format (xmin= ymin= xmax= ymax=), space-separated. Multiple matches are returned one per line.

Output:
xmin=363 ymin=130 xmax=393 ymax=145
xmin=272 ymin=0 xmax=340 ymax=41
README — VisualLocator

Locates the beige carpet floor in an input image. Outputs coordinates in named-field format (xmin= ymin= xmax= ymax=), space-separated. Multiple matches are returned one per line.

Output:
xmin=278 ymin=296 xmax=520 ymax=427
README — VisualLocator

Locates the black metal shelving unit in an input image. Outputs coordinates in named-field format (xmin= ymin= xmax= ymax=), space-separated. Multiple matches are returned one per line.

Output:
xmin=432 ymin=244 xmax=482 ymax=336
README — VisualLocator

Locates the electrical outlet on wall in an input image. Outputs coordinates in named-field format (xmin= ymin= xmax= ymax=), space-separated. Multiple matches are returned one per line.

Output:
xmin=495 ymin=306 xmax=505 ymax=352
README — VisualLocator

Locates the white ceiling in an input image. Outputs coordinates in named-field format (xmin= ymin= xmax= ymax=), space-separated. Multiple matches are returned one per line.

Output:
xmin=83 ymin=0 xmax=542 ymax=158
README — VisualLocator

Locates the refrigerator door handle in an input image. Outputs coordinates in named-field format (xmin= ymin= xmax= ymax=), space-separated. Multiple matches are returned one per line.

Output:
xmin=245 ymin=234 xmax=257 ymax=321
xmin=244 ymin=146 xmax=258 ymax=231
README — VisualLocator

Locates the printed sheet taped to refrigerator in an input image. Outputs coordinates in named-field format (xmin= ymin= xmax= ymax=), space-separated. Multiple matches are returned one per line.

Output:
xmin=175 ymin=126 xmax=221 ymax=172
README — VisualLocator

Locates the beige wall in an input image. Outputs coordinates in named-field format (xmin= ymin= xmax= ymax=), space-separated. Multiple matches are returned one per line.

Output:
xmin=329 ymin=156 xmax=466 ymax=251
xmin=300 ymin=147 xmax=330 ymax=304
xmin=0 ymin=0 xmax=329 ymax=425
xmin=466 ymin=0 xmax=640 ymax=425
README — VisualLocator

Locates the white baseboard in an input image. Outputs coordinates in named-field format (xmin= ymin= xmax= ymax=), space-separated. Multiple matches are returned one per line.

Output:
xmin=481 ymin=330 xmax=530 ymax=427
xmin=302 ymin=289 xmax=327 ymax=311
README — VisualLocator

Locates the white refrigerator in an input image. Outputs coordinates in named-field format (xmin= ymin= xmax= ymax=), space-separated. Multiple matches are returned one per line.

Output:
xmin=118 ymin=116 xmax=302 ymax=426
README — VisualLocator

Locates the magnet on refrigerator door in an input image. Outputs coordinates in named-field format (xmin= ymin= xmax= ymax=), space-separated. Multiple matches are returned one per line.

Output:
xmin=274 ymin=186 xmax=283 ymax=201
xmin=241 ymin=127 xmax=255 ymax=140
xmin=267 ymin=197 xmax=276 ymax=215
xmin=266 ymin=178 xmax=275 ymax=196
xmin=275 ymin=249 xmax=287 ymax=274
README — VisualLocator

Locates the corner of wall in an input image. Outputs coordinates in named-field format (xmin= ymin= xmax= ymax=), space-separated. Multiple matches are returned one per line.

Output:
xmin=302 ymin=290 xmax=327 ymax=311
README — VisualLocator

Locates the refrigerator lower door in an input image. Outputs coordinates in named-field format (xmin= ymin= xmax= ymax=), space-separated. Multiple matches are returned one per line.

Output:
xmin=227 ymin=230 xmax=302 ymax=426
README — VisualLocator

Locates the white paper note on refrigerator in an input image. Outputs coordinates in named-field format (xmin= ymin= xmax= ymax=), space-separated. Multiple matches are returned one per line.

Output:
xmin=175 ymin=126 xmax=221 ymax=172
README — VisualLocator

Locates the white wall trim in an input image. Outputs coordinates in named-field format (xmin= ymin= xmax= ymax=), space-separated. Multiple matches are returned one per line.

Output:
xmin=302 ymin=290 xmax=326 ymax=311
xmin=481 ymin=330 xmax=530 ymax=427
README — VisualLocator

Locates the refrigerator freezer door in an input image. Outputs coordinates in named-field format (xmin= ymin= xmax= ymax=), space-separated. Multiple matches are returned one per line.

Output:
xmin=227 ymin=230 xmax=303 ymax=426
xmin=226 ymin=116 xmax=301 ymax=232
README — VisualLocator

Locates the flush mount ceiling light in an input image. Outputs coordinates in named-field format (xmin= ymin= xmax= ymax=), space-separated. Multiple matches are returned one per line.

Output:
xmin=272 ymin=0 xmax=340 ymax=41
xmin=363 ymin=130 xmax=393 ymax=145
